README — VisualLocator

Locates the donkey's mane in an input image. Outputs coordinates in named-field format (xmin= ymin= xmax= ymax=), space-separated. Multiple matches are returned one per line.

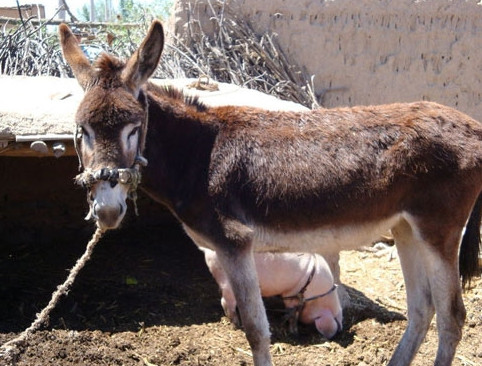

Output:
xmin=93 ymin=53 xmax=125 ymax=76
xmin=148 ymin=83 xmax=208 ymax=112
xmin=86 ymin=53 xmax=127 ymax=89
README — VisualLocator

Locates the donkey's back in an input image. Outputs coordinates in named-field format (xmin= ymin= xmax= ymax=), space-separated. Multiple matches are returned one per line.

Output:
xmin=208 ymin=101 xmax=481 ymax=233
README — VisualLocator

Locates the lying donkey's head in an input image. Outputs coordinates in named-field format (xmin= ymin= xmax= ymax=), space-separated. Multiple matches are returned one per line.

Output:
xmin=59 ymin=21 xmax=164 ymax=230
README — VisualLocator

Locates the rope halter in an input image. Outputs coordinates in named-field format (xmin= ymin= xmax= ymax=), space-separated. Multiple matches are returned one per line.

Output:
xmin=73 ymin=123 xmax=148 ymax=217
xmin=281 ymin=254 xmax=338 ymax=335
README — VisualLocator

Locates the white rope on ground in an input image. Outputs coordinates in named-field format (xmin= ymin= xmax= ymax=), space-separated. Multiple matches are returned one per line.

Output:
xmin=0 ymin=225 xmax=105 ymax=365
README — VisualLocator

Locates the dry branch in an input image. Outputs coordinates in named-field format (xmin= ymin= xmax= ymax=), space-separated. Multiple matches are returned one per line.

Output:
xmin=0 ymin=17 xmax=140 ymax=28
xmin=1 ymin=5 xmax=320 ymax=108
xmin=156 ymin=4 xmax=320 ymax=108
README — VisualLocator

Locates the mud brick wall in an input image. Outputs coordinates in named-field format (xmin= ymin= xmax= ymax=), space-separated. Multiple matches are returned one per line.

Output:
xmin=170 ymin=0 xmax=482 ymax=121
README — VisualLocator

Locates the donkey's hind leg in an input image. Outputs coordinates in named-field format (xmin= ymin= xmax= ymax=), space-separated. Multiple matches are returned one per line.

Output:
xmin=418 ymin=228 xmax=466 ymax=366
xmin=390 ymin=218 xmax=466 ymax=366
xmin=388 ymin=218 xmax=436 ymax=366
xmin=215 ymin=242 xmax=272 ymax=366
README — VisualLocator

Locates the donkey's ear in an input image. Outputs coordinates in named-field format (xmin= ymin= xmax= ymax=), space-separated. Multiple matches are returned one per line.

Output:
xmin=122 ymin=20 xmax=164 ymax=94
xmin=59 ymin=23 xmax=93 ymax=90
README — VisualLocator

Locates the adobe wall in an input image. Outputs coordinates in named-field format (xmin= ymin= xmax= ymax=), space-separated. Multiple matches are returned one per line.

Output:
xmin=170 ymin=0 xmax=482 ymax=121
xmin=0 ymin=5 xmax=45 ymax=19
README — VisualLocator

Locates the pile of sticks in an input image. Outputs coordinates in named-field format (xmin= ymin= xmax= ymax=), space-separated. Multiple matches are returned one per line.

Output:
xmin=1 ymin=7 xmax=319 ymax=108
xmin=0 ymin=16 xmax=145 ymax=77
xmin=158 ymin=6 xmax=319 ymax=108
xmin=0 ymin=19 xmax=68 ymax=77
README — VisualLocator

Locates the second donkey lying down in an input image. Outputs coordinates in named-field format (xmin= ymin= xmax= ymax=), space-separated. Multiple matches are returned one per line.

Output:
xmin=200 ymin=248 xmax=343 ymax=339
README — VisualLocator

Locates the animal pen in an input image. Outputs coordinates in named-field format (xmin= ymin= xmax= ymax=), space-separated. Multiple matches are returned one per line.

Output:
xmin=1 ymin=2 xmax=481 ymax=364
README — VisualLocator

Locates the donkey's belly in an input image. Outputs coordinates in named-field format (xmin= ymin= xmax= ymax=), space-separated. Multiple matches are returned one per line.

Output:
xmin=252 ymin=214 xmax=402 ymax=254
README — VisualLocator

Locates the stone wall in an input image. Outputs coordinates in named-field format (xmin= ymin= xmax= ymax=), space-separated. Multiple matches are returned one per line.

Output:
xmin=169 ymin=0 xmax=482 ymax=121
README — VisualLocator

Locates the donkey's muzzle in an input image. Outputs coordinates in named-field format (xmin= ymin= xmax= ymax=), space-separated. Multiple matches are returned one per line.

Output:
xmin=92 ymin=201 xmax=124 ymax=230
xmin=75 ymin=157 xmax=147 ymax=228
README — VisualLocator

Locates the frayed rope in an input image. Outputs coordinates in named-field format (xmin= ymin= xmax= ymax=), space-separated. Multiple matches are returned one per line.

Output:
xmin=0 ymin=225 xmax=105 ymax=365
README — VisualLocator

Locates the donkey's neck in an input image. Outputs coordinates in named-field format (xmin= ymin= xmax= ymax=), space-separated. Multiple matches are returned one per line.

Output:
xmin=140 ymin=87 xmax=218 ymax=217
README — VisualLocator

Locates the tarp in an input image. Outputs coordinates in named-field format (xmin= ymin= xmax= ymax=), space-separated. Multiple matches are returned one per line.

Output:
xmin=0 ymin=75 xmax=308 ymax=140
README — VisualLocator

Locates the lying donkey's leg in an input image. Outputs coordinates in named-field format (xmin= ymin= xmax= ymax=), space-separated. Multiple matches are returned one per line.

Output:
xmin=200 ymin=247 xmax=240 ymax=326
xmin=215 ymin=240 xmax=272 ymax=366
xmin=322 ymin=251 xmax=350 ymax=308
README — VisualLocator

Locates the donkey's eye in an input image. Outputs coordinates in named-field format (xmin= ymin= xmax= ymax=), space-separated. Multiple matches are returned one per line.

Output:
xmin=128 ymin=127 xmax=140 ymax=139
xmin=81 ymin=126 xmax=91 ymax=139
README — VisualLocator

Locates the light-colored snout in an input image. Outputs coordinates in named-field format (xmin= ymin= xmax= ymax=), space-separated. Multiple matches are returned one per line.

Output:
xmin=89 ymin=181 xmax=129 ymax=230
xmin=314 ymin=309 xmax=343 ymax=339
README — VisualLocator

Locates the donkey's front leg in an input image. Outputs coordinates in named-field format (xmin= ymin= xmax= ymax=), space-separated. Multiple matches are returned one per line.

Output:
xmin=215 ymin=241 xmax=272 ymax=366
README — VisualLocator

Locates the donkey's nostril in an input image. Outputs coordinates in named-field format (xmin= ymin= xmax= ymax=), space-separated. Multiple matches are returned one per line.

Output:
xmin=119 ymin=203 xmax=124 ymax=216
xmin=335 ymin=317 xmax=343 ymax=334
xmin=95 ymin=205 xmax=122 ymax=229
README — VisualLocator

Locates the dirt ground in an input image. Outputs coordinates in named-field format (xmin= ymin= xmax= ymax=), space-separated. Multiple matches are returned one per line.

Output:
xmin=0 ymin=158 xmax=481 ymax=366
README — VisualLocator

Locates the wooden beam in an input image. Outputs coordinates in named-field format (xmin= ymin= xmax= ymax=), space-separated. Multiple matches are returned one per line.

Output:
xmin=0 ymin=141 xmax=76 ymax=158
xmin=0 ymin=16 xmax=141 ymax=28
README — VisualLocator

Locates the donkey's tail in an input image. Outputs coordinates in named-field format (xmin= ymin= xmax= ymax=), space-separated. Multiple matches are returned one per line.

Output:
xmin=459 ymin=192 xmax=482 ymax=289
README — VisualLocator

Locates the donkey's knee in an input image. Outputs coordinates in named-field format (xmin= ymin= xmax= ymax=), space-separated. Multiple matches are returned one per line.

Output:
xmin=231 ymin=275 xmax=272 ymax=366
xmin=215 ymin=246 xmax=272 ymax=366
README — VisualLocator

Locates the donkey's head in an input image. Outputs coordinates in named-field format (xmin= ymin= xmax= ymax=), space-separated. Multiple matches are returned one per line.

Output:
xmin=60 ymin=21 xmax=164 ymax=230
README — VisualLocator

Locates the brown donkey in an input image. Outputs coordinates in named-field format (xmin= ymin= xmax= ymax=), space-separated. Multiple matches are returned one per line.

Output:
xmin=59 ymin=21 xmax=481 ymax=366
